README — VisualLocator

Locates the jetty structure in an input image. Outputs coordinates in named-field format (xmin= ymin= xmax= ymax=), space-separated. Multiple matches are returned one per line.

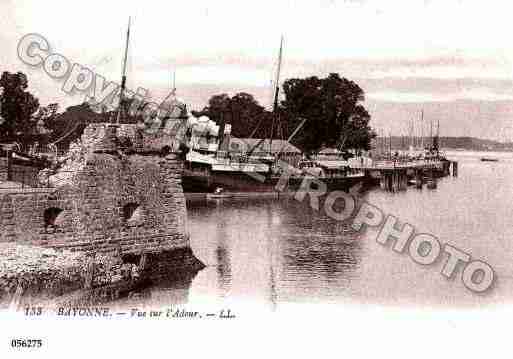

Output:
xmin=350 ymin=158 xmax=456 ymax=192
xmin=354 ymin=119 xmax=457 ymax=192
xmin=0 ymin=18 xmax=204 ymax=308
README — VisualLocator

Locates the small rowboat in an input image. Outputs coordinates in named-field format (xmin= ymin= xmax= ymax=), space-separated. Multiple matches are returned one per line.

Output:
xmin=426 ymin=180 xmax=437 ymax=189
xmin=480 ymin=157 xmax=498 ymax=162
xmin=206 ymin=193 xmax=233 ymax=200
xmin=206 ymin=187 xmax=232 ymax=200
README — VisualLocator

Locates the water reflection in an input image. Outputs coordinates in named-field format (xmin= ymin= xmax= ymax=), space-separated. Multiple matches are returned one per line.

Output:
xmin=187 ymin=197 xmax=363 ymax=306
xmin=73 ymin=150 xmax=513 ymax=309
xmin=214 ymin=211 xmax=232 ymax=298
xmin=121 ymin=276 xmax=193 ymax=309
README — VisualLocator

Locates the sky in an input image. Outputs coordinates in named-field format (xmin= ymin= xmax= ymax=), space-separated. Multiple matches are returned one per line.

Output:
xmin=2 ymin=0 xmax=513 ymax=140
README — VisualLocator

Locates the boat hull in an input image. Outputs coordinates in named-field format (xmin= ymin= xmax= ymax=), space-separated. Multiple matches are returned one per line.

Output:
xmin=182 ymin=169 xmax=365 ymax=193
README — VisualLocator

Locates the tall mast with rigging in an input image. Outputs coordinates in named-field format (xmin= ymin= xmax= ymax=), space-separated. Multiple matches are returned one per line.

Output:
xmin=116 ymin=16 xmax=131 ymax=124
xmin=430 ymin=118 xmax=433 ymax=150
xmin=434 ymin=119 xmax=440 ymax=154
xmin=420 ymin=109 xmax=424 ymax=150
xmin=269 ymin=36 xmax=283 ymax=156
xmin=172 ymin=69 xmax=176 ymax=96
xmin=409 ymin=118 xmax=414 ymax=152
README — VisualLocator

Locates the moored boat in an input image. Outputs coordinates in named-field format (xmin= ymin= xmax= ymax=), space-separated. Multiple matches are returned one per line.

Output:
xmin=205 ymin=187 xmax=233 ymax=200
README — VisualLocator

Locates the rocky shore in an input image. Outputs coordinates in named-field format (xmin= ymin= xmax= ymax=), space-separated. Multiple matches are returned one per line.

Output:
xmin=0 ymin=243 xmax=204 ymax=309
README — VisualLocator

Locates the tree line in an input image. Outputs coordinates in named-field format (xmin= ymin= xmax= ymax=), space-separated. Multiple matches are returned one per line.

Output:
xmin=0 ymin=71 xmax=376 ymax=155
xmin=193 ymin=73 xmax=376 ymax=155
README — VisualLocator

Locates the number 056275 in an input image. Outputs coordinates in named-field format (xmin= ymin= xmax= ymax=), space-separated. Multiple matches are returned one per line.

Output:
xmin=11 ymin=339 xmax=42 ymax=348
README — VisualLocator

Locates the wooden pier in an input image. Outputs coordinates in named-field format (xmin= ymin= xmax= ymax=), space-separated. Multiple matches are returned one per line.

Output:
xmin=350 ymin=160 xmax=457 ymax=192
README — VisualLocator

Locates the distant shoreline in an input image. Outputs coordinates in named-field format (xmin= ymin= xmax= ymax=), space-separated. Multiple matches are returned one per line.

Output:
xmin=375 ymin=136 xmax=513 ymax=152
xmin=442 ymin=148 xmax=513 ymax=152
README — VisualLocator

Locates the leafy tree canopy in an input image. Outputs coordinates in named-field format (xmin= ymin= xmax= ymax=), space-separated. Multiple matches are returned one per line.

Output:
xmin=0 ymin=71 xmax=40 ymax=145
xmin=194 ymin=92 xmax=273 ymax=139
xmin=201 ymin=74 xmax=376 ymax=155
xmin=281 ymin=73 xmax=376 ymax=155
xmin=45 ymin=102 xmax=108 ymax=150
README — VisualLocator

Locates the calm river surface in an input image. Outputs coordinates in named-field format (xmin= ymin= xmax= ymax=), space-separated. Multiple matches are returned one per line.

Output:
xmin=139 ymin=151 xmax=513 ymax=309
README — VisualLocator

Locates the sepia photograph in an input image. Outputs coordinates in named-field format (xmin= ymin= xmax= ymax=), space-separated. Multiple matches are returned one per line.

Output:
xmin=0 ymin=0 xmax=511 ymax=357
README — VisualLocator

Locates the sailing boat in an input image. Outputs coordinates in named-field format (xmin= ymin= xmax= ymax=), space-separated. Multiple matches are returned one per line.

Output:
xmin=182 ymin=38 xmax=285 ymax=193
xmin=181 ymin=37 xmax=365 ymax=193
xmin=116 ymin=17 xmax=130 ymax=123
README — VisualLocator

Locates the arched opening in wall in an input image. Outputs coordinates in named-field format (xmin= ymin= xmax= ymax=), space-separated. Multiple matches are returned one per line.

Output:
xmin=44 ymin=207 xmax=64 ymax=228
xmin=122 ymin=203 xmax=142 ymax=224
xmin=118 ymin=136 xmax=133 ymax=150
xmin=160 ymin=145 xmax=171 ymax=157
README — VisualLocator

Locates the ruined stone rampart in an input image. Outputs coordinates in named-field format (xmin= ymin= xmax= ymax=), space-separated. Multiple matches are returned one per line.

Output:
xmin=0 ymin=123 xmax=189 ymax=256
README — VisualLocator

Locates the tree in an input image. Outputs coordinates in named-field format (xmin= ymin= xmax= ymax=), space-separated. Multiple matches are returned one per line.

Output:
xmin=339 ymin=105 xmax=376 ymax=152
xmin=0 ymin=71 xmax=40 ymax=145
xmin=45 ymin=102 xmax=106 ymax=151
xmin=281 ymin=73 xmax=375 ymax=155
xmin=198 ymin=92 xmax=273 ymax=138
xmin=34 ymin=103 xmax=59 ymax=121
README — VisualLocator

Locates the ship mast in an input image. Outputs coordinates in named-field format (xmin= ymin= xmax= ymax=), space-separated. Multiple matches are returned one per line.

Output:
xmin=430 ymin=118 xmax=433 ymax=150
xmin=437 ymin=119 xmax=440 ymax=147
xmin=420 ymin=109 xmax=424 ymax=150
xmin=389 ymin=132 xmax=392 ymax=159
xmin=269 ymin=36 xmax=283 ymax=156
xmin=172 ymin=69 xmax=176 ymax=96
xmin=434 ymin=119 xmax=440 ymax=154
xmin=116 ymin=16 xmax=131 ymax=124
xmin=409 ymin=118 xmax=414 ymax=152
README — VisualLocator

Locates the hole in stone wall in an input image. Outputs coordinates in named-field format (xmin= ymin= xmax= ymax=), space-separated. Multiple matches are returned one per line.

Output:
xmin=118 ymin=136 xmax=133 ymax=151
xmin=160 ymin=145 xmax=171 ymax=157
xmin=122 ymin=203 xmax=142 ymax=223
xmin=44 ymin=207 xmax=64 ymax=228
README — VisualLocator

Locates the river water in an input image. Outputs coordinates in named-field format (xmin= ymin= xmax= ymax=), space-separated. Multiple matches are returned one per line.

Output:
xmin=135 ymin=151 xmax=513 ymax=309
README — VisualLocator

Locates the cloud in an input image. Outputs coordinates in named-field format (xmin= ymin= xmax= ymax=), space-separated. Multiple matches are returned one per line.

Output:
xmin=367 ymin=92 xmax=454 ymax=103
xmin=367 ymin=88 xmax=513 ymax=103
xmin=4 ymin=0 xmax=513 ymax=140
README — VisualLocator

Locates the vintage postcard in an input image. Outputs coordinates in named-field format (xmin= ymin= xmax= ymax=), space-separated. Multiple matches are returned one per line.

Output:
xmin=0 ymin=0 xmax=511 ymax=357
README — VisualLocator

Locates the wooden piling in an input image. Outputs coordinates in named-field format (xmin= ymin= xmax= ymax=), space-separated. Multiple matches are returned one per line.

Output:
xmin=6 ymin=150 xmax=12 ymax=181
xmin=452 ymin=161 xmax=458 ymax=177
xmin=415 ymin=170 xmax=423 ymax=189
xmin=138 ymin=253 xmax=148 ymax=271
xmin=427 ymin=168 xmax=437 ymax=189
xmin=380 ymin=172 xmax=388 ymax=190
xmin=398 ymin=170 xmax=406 ymax=191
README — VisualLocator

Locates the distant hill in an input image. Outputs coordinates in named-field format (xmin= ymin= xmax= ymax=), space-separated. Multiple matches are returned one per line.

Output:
xmin=373 ymin=136 xmax=513 ymax=152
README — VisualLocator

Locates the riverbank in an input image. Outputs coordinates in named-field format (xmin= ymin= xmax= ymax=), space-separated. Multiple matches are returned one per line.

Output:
xmin=0 ymin=242 xmax=205 ymax=310
xmin=0 ymin=243 xmax=134 ymax=308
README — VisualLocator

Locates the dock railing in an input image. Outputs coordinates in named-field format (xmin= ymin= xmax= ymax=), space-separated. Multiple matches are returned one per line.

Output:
xmin=349 ymin=158 xmax=445 ymax=170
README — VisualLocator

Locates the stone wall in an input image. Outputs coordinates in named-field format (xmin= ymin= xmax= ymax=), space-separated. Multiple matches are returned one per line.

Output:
xmin=10 ymin=164 xmax=42 ymax=187
xmin=0 ymin=123 xmax=190 ymax=257
xmin=0 ymin=156 xmax=48 ymax=186
xmin=0 ymin=243 xmax=203 ymax=307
